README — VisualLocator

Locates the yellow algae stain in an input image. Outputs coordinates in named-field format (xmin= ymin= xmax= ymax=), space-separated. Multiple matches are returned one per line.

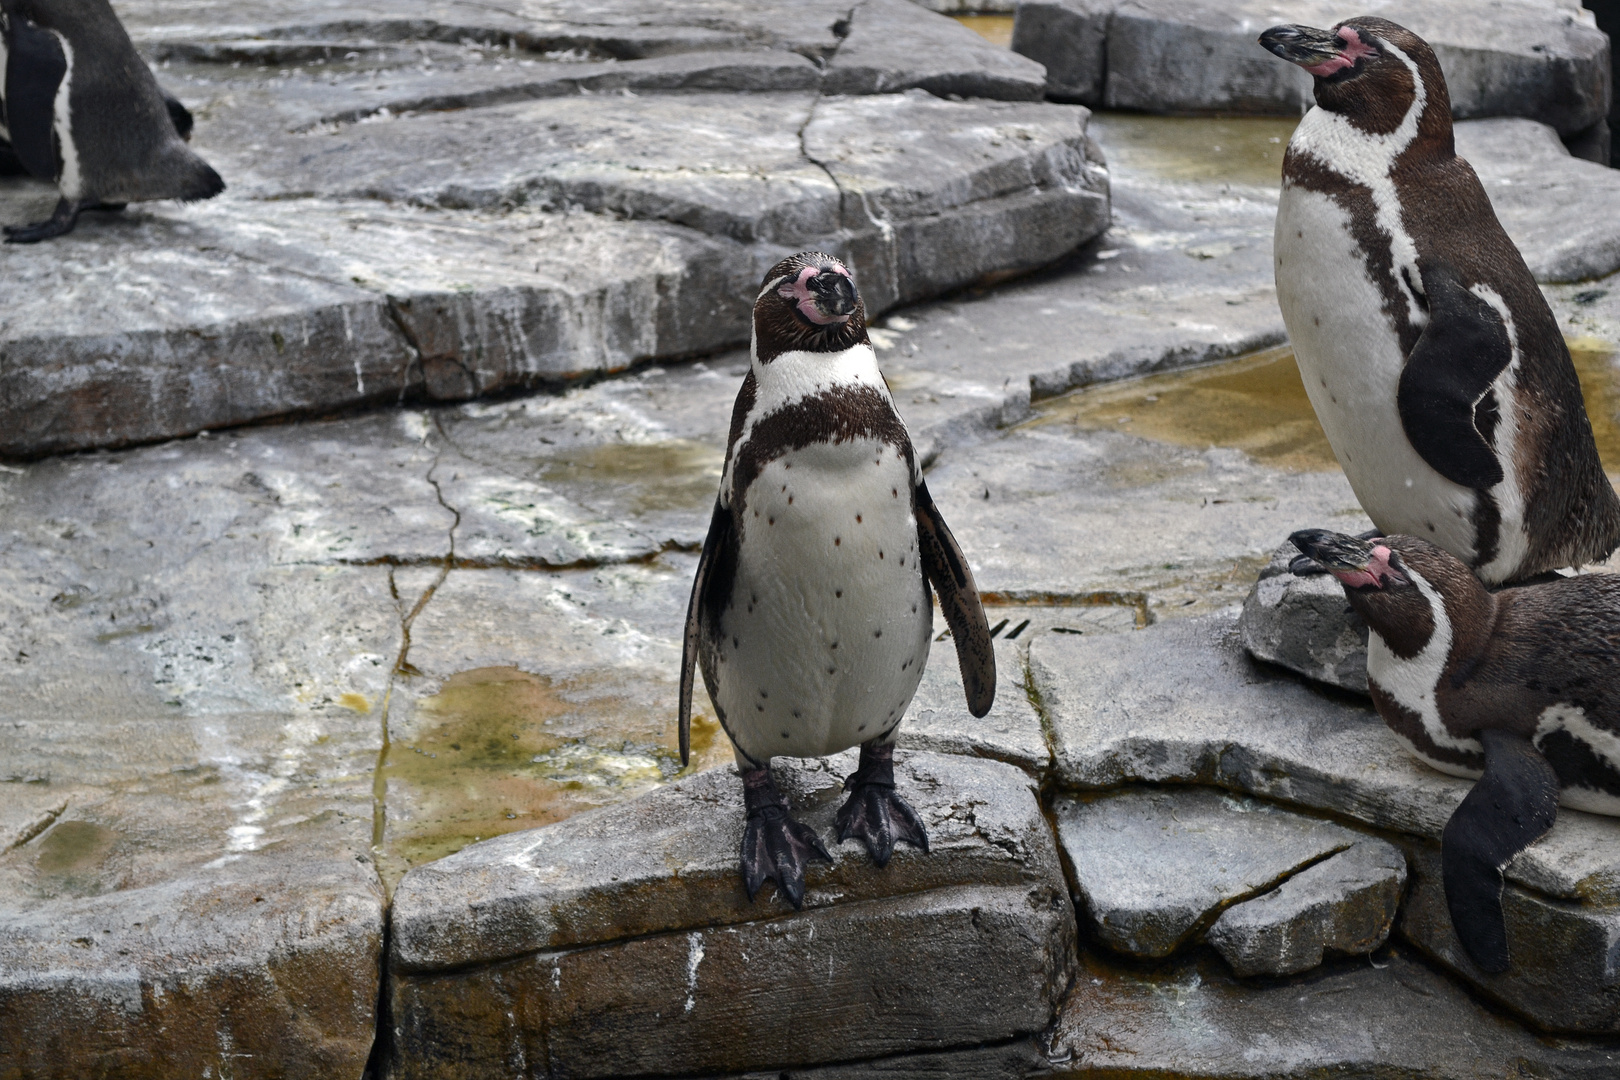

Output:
xmin=1088 ymin=112 xmax=1302 ymax=187
xmin=952 ymin=14 xmax=1015 ymax=48
xmin=1568 ymin=336 xmax=1620 ymax=475
xmin=535 ymin=440 xmax=723 ymax=514
xmin=35 ymin=820 xmax=118 ymax=876
xmin=1029 ymin=345 xmax=1339 ymax=472
xmin=338 ymin=692 xmax=372 ymax=713
xmin=378 ymin=666 xmax=731 ymax=884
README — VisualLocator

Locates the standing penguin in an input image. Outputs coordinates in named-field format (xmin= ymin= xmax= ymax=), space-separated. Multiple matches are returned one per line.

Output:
xmin=0 ymin=0 xmax=223 ymax=243
xmin=680 ymin=251 xmax=996 ymax=907
xmin=1260 ymin=18 xmax=1620 ymax=584
xmin=1291 ymin=527 xmax=1620 ymax=972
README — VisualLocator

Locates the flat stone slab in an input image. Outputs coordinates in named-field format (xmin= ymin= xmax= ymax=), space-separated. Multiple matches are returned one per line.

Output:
xmin=1055 ymin=786 xmax=1390 ymax=961
xmin=1012 ymin=0 xmax=1610 ymax=137
xmin=387 ymin=751 xmax=1076 ymax=1077
xmin=1033 ymin=612 xmax=1620 ymax=1033
xmin=1240 ymin=540 xmax=1369 ymax=693
xmin=1208 ymin=837 xmax=1405 ymax=977
xmin=1050 ymin=945 xmax=1620 ymax=1078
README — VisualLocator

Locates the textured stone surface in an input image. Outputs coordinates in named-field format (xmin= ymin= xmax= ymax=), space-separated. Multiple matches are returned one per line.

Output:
xmin=1240 ymin=540 xmax=1369 ymax=693
xmin=0 ymin=0 xmax=1109 ymax=458
xmin=1012 ymin=0 xmax=1612 ymax=137
xmin=387 ymin=751 xmax=1076 ymax=1077
xmin=1032 ymin=612 xmax=1620 ymax=904
xmin=1055 ymin=787 xmax=1373 ymax=958
xmin=1207 ymin=838 xmax=1405 ymax=977
xmin=1049 ymin=945 xmax=1620 ymax=1078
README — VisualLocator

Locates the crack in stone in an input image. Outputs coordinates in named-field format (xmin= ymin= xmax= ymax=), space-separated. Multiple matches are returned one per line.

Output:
xmin=1175 ymin=841 xmax=1357 ymax=953
xmin=798 ymin=6 xmax=857 ymax=234
xmin=2 ymin=800 xmax=67 ymax=854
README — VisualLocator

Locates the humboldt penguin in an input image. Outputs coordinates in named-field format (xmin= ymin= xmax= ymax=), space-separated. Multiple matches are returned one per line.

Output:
xmin=1261 ymin=18 xmax=1620 ymax=585
xmin=679 ymin=251 xmax=997 ymax=907
xmin=1291 ymin=527 xmax=1620 ymax=972
xmin=0 ymin=0 xmax=224 ymax=243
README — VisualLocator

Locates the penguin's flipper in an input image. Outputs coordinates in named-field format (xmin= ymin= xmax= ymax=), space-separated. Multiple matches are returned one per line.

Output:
xmin=164 ymin=92 xmax=196 ymax=141
xmin=0 ymin=141 xmax=28 ymax=177
xmin=679 ymin=498 xmax=737 ymax=767
xmin=1398 ymin=262 xmax=1513 ymax=491
xmin=4 ymin=197 xmax=81 ymax=243
xmin=914 ymin=479 xmax=995 ymax=718
xmin=4 ymin=17 xmax=68 ymax=181
xmin=1441 ymin=727 xmax=1560 ymax=973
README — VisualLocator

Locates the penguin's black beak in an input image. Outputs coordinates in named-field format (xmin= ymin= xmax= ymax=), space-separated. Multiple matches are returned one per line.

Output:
xmin=808 ymin=269 xmax=858 ymax=322
xmin=1289 ymin=528 xmax=1404 ymax=589
xmin=1259 ymin=24 xmax=1343 ymax=69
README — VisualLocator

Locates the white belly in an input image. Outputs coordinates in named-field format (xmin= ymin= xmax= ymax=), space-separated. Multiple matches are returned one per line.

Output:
xmin=1275 ymin=185 xmax=1479 ymax=560
xmin=715 ymin=438 xmax=932 ymax=765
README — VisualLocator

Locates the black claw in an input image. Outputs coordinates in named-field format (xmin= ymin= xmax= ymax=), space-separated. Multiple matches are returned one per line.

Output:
xmin=836 ymin=743 xmax=929 ymax=868
xmin=739 ymin=766 xmax=831 ymax=908
xmin=4 ymin=197 xmax=81 ymax=243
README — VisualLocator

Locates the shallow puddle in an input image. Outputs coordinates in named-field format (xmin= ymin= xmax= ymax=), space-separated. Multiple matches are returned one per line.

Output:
xmin=532 ymin=440 xmax=722 ymax=516
xmin=952 ymin=14 xmax=1014 ymax=48
xmin=379 ymin=665 xmax=730 ymax=884
xmin=1030 ymin=340 xmax=1620 ymax=476
xmin=1087 ymin=113 xmax=1301 ymax=187
xmin=34 ymin=819 xmax=118 ymax=876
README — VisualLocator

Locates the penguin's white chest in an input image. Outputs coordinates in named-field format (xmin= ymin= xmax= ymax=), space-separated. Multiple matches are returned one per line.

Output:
xmin=1275 ymin=184 xmax=1479 ymax=561
xmin=715 ymin=437 xmax=931 ymax=764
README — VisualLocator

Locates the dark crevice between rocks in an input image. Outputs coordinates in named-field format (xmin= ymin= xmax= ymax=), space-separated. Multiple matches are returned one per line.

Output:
xmin=798 ymin=7 xmax=857 ymax=233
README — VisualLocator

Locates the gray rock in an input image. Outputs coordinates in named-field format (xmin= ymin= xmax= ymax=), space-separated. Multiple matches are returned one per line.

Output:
xmin=1033 ymin=611 xmax=1620 ymax=1032
xmin=826 ymin=0 xmax=1046 ymax=100
xmin=387 ymin=751 xmax=1076 ymax=1077
xmin=1458 ymin=117 xmax=1620 ymax=284
xmin=1207 ymin=839 xmax=1406 ymax=977
xmin=1011 ymin=0 xmax=1611 ymax=136
xmin=1050 ymin=945 xmax=1620 ymax=1078
xmin=1054 ymin=786 xmax=1372 ymax=958
xmin=1399 ymin=840 xmax=1620 ymax=1036
xmin=1031 ymin=612 xmax=1620 ymax=905
xmin=1240 ymin=540 xmax=1369 ymax=693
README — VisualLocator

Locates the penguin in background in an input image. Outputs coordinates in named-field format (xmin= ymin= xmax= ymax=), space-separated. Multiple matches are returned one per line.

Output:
xmin=0 ymin=0 xmax=223 ymax=243
xmin=1291 ymin=528 xmax=1620 ymax=973
xmin=1260 ymin=18 xmax=1620 ymax=585
xmin=680 ymin=251 xmax=996 ymax=907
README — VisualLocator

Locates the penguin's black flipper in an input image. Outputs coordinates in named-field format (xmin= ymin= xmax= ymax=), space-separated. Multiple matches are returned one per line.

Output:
xmin=0 ymin=141 xmax=27 ymax=177
xmin=1441 ymin=727 xmax=1560 ymax=972
xmin=164 ymin=92 xmax=195 ymax=141
xmin=1398 ymin=262 xmax=1513 ymax=491
xmin=5 ymin=16 xmax=68 ymax=181
xmin=914 ymin=479 xmax=995 ymax=718
xmin=679 ymin=498 xmax=738 ymax=766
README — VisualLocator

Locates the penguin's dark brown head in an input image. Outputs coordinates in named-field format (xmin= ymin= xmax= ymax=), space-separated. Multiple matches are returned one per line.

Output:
xmin=1289 ymin=529 xmax=1409 ymax=592
xmin=752 ymin=251 xmax=867 ymax=363
xmin=1259 ymin=17 xmax=1451 ymax=137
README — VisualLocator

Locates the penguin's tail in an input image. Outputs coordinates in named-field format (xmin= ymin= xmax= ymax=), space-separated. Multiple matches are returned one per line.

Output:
xmin=177 ymin=157 xmax=226 ymax=202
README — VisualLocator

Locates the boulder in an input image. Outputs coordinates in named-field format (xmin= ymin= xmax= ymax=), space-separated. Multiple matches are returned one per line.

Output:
xmin=1054 ymin=786 xmax=1397 ymax=964
xmin=1207 ymin=838 xmax=1406 ymax=977
xmin=1011 ymin=0 xmax=1611 ymax=137
xmin=1031 ymin=612 xmax=1620 ymax=1033
xmin=1239 ymin=540 xmax=1369 ymax=693
xmin=387 ymin=751 xmax=1076 ymax=1077
xmin=826 ymin=0 xmax=1046 ymax=99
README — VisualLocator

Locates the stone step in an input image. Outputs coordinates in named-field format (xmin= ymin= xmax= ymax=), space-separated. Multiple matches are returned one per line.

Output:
xmin=1012 ymin=0 xmax=1610 ymax=139
xmin=387 ymin=751 xmax=1076 ymax=1076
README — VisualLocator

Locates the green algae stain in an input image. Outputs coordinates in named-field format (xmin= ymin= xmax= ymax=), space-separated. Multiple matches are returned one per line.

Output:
xmin=1568 ymin=337 xmax=1620 ymax=475
xmin=952 ymin=14 xmax=1014 ymax=48
xmin=1089 ymin=112 xmax=1302 ymax=187
xmin=378 ymin=666 xmax=729 ymax=885
xmin=535 ymin=440 xmax=722 ymax=515
xmin=35 ymin=820 xmax=118 ymax=876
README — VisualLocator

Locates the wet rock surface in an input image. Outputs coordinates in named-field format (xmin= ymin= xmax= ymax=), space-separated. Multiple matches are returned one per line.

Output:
xmin=387 ymin=751 xmax=1076 ymax=1077
xmin=1056 ymin=787 xmax=1400 ymax=966
xmin=1012 ymin=0 xmax=1611 ymax=137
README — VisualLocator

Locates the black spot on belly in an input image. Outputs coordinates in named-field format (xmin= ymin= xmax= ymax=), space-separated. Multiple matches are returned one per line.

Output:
xmin=836 ymin=589 xmax=843 ymax=598
xmin=874 ymin=629 xmax=882 ymax=638
xmin=781 ymin=731 xmax=789 ymax=738
xmin=856 ymin=514 xmax=863 ymax=523
xmin=835 ymin=537 xmax=841 ymax=546
xmin=1537 ymin=730 xmax=1620 ymax=799
xmin=879 ymin=550 xmax=884 ymax=559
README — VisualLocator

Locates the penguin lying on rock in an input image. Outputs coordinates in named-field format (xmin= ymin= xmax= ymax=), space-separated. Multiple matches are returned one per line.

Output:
xmin=680 ymin=251 xmax=996 ymax=907
xmin=1290 ymin=527 xmax=1620 ymax=973
xmin=0 ymin=0 xmax=224 ymax=242
xmin=1261 ymin=18 xmax=1620 ymax=585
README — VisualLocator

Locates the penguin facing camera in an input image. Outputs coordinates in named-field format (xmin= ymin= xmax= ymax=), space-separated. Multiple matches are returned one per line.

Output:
xmin=1261 ymin=18 xmax=1620 ymax=585
xmin=1291 ymin=528 xmax=1620 ymax=973
xmin=680 ymin=251 xmax=997 ymax=908
xmin=0 ymin=0 xmax=224 ymax=243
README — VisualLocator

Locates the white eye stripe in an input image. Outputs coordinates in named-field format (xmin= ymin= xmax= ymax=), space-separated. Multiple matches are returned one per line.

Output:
xmin=756 ymin=275 xmax=789 ymax=303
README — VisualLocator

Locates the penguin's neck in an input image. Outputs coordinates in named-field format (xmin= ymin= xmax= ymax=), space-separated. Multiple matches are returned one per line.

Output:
xmin=1351 ymin=566 xmax=1496 ymax=667
xmin=747 ymin=340 xmax=887 ymax=417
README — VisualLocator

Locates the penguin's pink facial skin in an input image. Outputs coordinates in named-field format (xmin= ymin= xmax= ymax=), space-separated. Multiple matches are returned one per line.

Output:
xmin=1327 ymin=544 xmax=1406 ymax=590
xmin=777 ymin=265 xmax=855 ymax=326
xmin=1303 ymin=26 xmax=1380 ymax=77
xmin=1289 ymin=529 xmax=1410 ymax=591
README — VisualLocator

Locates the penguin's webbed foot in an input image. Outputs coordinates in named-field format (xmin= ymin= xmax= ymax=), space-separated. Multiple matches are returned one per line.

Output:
xmin=4 ymin=198 xmax=81 ymax=243
xmin=836 ymin=742 xmax=929 ymax=868
xmin=740 ymin=767 xmax=831 ymax=909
